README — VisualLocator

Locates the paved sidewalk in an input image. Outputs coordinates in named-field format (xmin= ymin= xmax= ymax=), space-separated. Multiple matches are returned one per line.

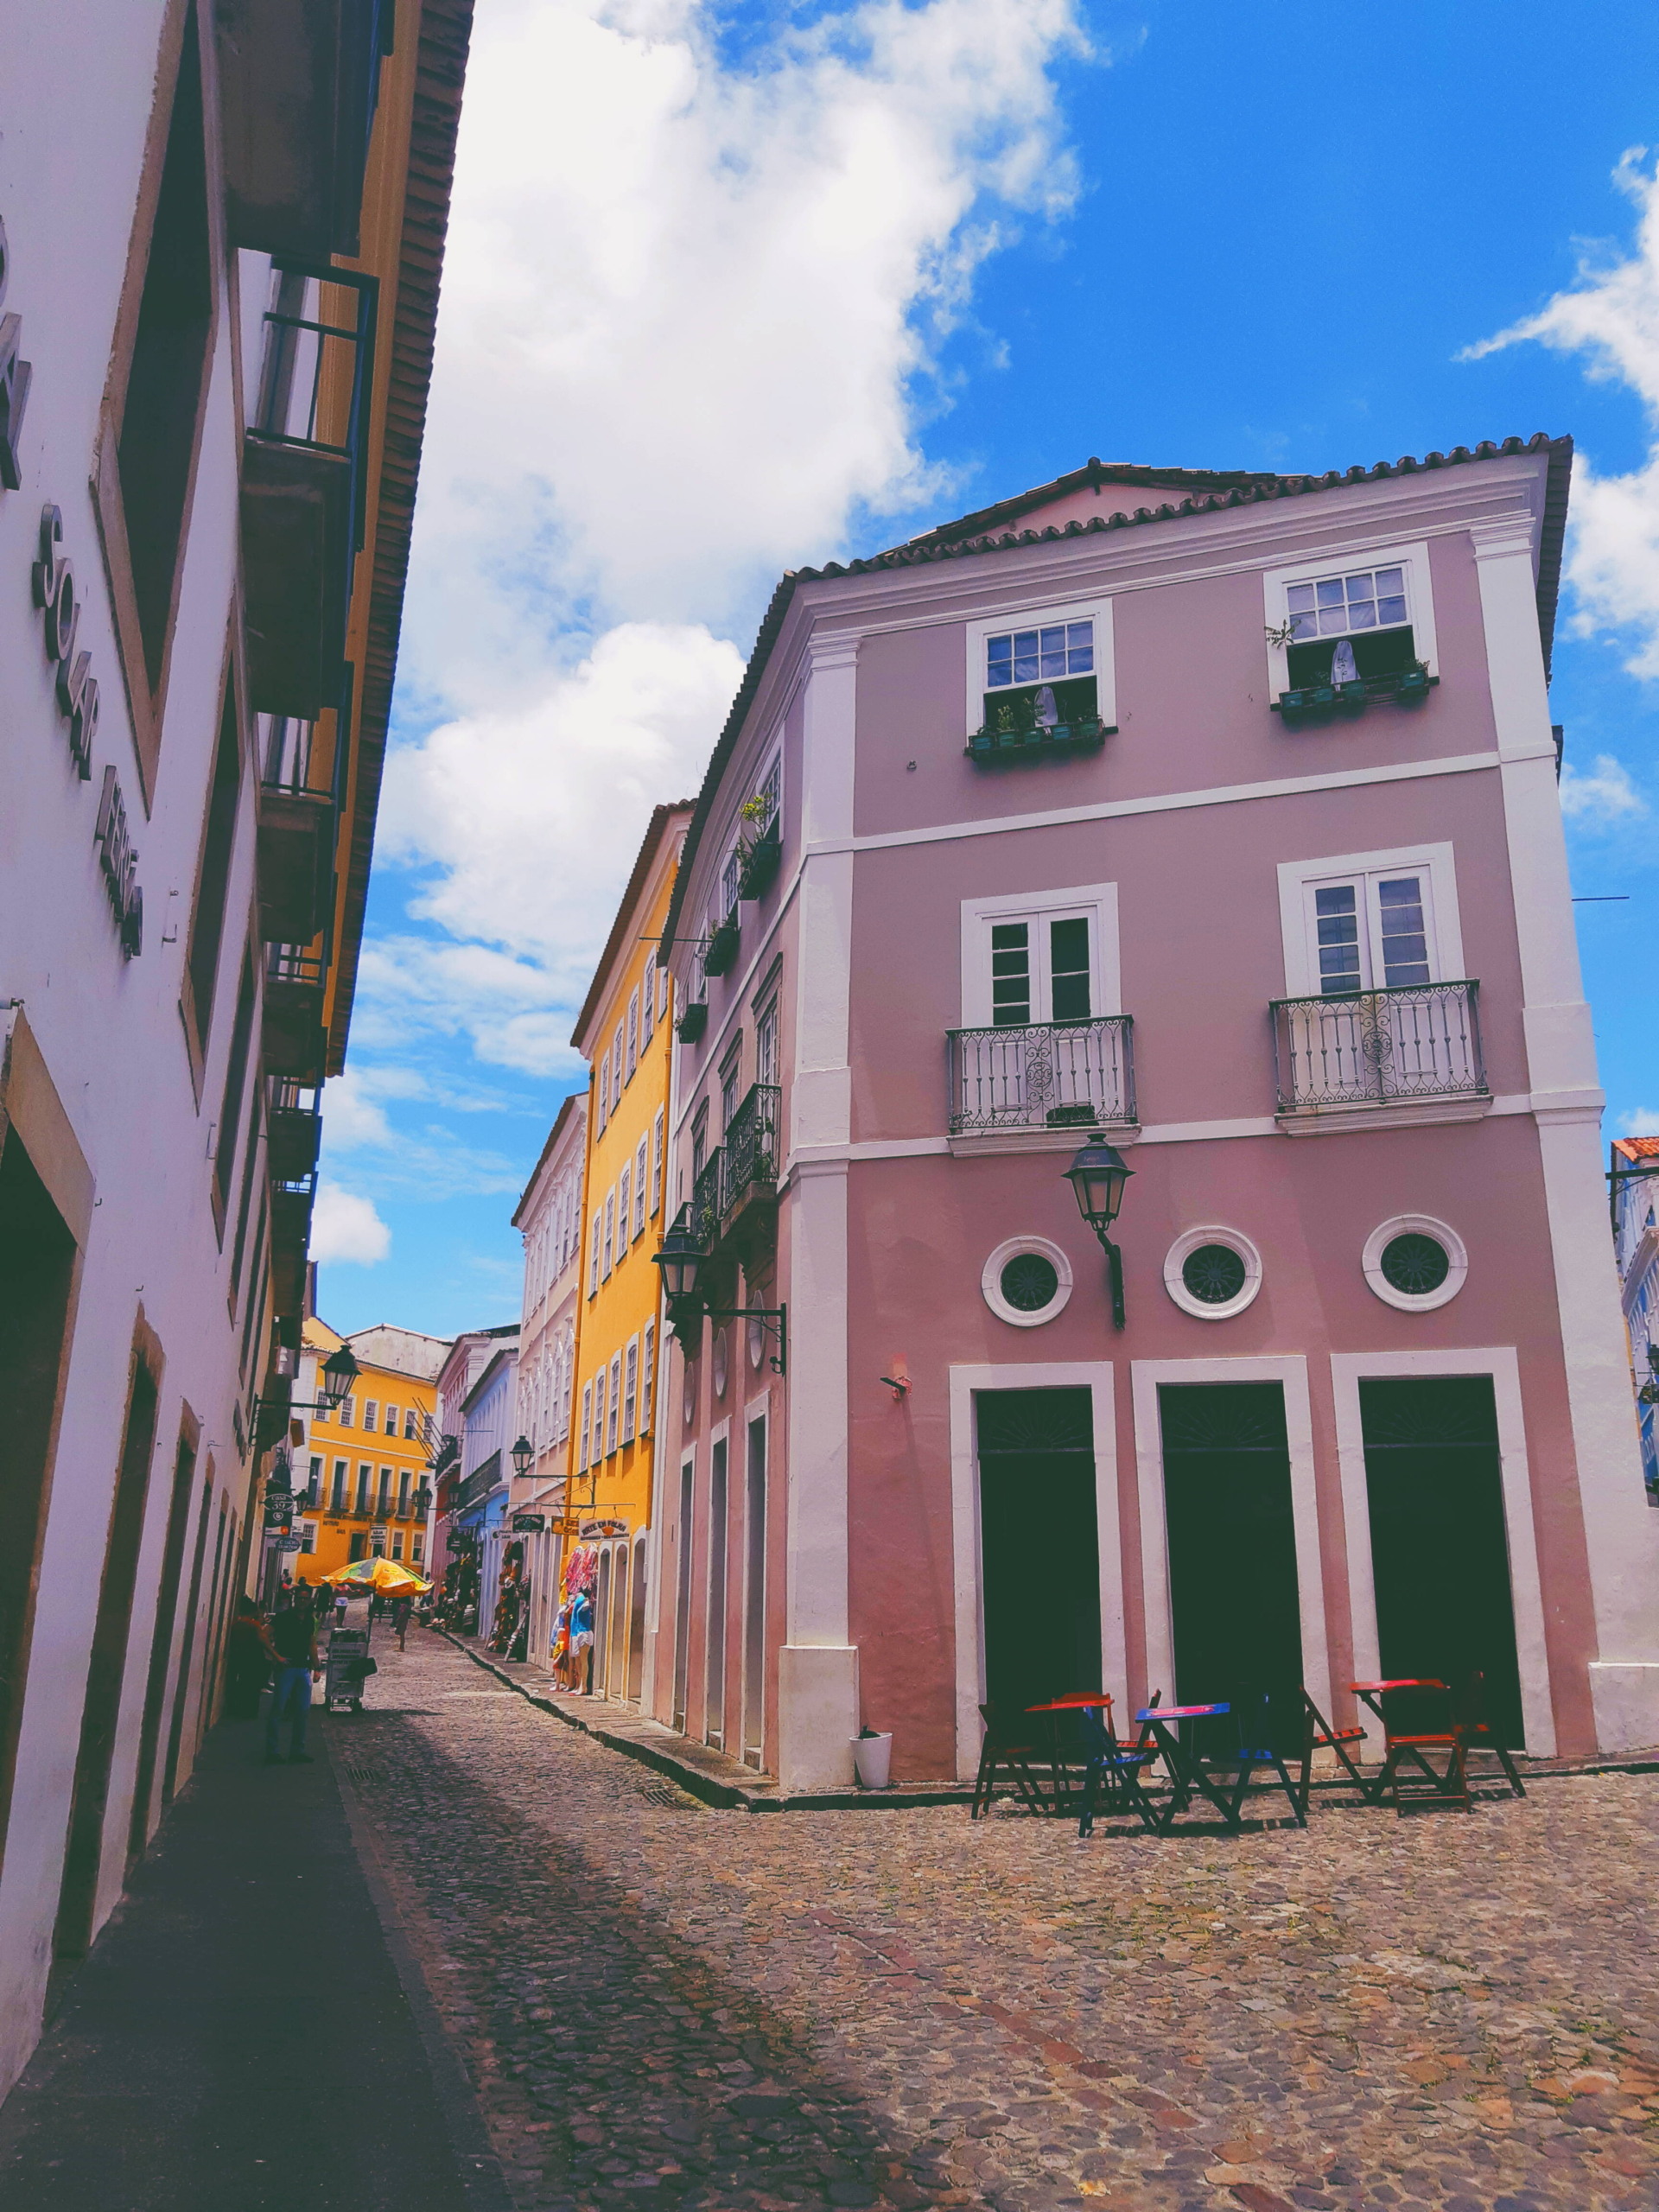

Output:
xmin=355 ymin=1633 xmax=1659 ymax=2212
xmin=0 ymin=1697 xmax=508 ymax=2211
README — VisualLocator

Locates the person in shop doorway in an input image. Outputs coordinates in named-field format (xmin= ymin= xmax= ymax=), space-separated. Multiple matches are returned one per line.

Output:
xmin=260 ymin=1602 xmax=321 ymax=1764
xmin=569 ymin=1586 xmax=594 ymax=1694
xmin=390 ymin=1592 xmax=414 ymax=1650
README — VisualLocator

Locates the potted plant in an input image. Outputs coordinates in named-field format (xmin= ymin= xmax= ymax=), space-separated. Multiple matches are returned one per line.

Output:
xmin=852 ymin=1724 xmax=893 ymax=1789
xmin=702 ymin=912 xmax=740 ymax=976
xmin=735 ymin=791 xmax=781 ymax=899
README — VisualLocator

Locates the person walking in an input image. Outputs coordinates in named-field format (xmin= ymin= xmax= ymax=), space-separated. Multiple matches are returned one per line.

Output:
xmin=390 ymin=1592 xmax=414 ymax=1650
xmin=260 ymin=1603 xmax=321 ymax=1764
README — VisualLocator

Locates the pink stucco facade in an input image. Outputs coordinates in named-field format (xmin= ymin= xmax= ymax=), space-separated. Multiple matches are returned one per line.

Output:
xmin=652 ymin=442 xmax=1659 ymax=1787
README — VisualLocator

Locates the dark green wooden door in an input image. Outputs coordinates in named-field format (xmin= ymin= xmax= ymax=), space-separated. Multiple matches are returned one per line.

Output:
xmin=1158 ymin=1382 xmax=1303 ymax=1711
xmin=1358 ymin=1376 xmax=1524 ymax=1747
xmin=976 ymin=1387 xmax=1101 ymax=1713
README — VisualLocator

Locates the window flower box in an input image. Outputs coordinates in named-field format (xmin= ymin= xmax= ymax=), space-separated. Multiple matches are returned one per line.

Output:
xmin=736 ymin=823 xmax=781 ymax=901
xmin=702 ymin=914 xmax=740 ymax=976
xmin=966 ymin=717 xmax=1108 ymax=761
xmin=1275 ymin=669 xmax=1434 ymax=724
xmin=677 ymin=1001 xmax=708 ymax=1044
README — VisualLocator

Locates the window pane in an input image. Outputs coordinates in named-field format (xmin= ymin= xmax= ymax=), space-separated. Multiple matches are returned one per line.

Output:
xmin=1049 ymin=917 xmax=1090 ymax=1022
xmin=987 ymin=637 xmax=1013 ymax=686
xmin=1377 ymin=877 xmax=1430 ymax=986
xmin=1346 ymin=598 xmax=1377 ymax=628
xmin=990 ymin=921 xmax=1029 ymax=1026
xmin=1065 ymin=620 xmax=1094 ymax=670
xmin=1289 ymin=612 xmax=1319 ymax=642
xmin=1314 ymin=885 xmax=1361 ymax=994
xmin=1286 ymin=584 xmax=1316 ymax=612
xmin=1376 ymin=594 xmax=1408 ymax=627
xmin=1374 ymin=567 xmax=1404 ymax=596
xmin=1316 ymin=579 xmax=1345 ymax=607
xmin=1319 ymin=607 xmax=1349 ymax=635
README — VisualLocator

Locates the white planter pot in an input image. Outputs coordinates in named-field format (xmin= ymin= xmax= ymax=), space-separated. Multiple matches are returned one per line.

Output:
xmin=852 ymin=1732 xmax=893 ymax=1789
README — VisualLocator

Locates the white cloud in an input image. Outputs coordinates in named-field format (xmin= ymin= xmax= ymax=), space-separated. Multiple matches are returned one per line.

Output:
xmin=1559 ymin=751 xmax=1648 ymax=823
xmin=406 ymin=0 xmax=1087 ymax=697
xmin=369 ymin=0 xmax=1090 ymax=1103
xmin=1620 ymin=1108 xmax=1659 ymax=1137
xmin=1467 ymin=149 xmax=1659 ymax=677
xmin=311 ymin=1186 xmax=392 ymax=1265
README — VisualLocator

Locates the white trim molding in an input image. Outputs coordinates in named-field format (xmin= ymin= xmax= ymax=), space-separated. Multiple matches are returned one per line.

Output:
xmin=980 ymin=1236 xmax=1075 ymax=1328
xmin=1130 ymin=1356 xmax=1332 ymax=1721
xmin=1361 ymin=1214 xmax=1469 ymax=1313
xmin=1162 ymin=1226 xmax=1264 ymax=1322
xmin=1328 ymin=1348 xmax=1555 ymax=1758
xmin=947 ymin=1362 xmax=1123 ymax=1781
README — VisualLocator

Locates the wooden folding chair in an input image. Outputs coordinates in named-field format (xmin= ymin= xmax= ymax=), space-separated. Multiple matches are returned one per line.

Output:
xmin=1358 ymin=1681 xmax=1471 ymax=1815
xmin=1075 ymin=1701 xmax=1161 ymax=1837
xmin=1298 ymin=1689 xmax=1376 ymax=1813
xmin=971 ymin=1702 xmax=1047 ymax=1820
xmin=1452 ymin=1671 xmax=1526 ymax=1798
xmin=1199 ymin=1692 xmax=1307 ymax=1828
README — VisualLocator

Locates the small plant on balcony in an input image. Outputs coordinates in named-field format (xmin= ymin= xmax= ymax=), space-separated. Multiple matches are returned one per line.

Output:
xmin=967 ymin=683 xmax=1104 ymax=760
xmin=677 ymin=1000 xmax=708 ymax=1043
xmin=736 ymin=796 xmax=782 ymax=899
xmin=703 ymin=912 xmax=740 ymax=976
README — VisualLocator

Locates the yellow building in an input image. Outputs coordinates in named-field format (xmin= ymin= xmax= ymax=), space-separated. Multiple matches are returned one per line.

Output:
xmin=568 ymin=804 xmax=691 ymax=1698
xmin=292 ymin=1319 xmax=446 ymax=1588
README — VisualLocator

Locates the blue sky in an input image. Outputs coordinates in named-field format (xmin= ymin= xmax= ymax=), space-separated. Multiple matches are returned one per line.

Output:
xmin=315 ymin=0 xmax=1659 ymax=1338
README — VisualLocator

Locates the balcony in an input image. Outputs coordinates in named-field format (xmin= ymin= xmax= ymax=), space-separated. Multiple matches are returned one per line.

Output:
xmin=702 ymin=913 xmax=740 ymax=978
xmin=263 ymin=949 xmax=327 ymax=1083
xmin=736 ymin=823 xmax=781 ymax=901
xmin=720 ymin=1084 xmax=780 ymax=1224
xmin=1271 ymin=982 xmax=1489 ymax=1131
xmin=217 ymin=0 xmax=395 ymax=258
xmin=966 ymin=716 xmax=1108 ymax=763
xmin=256 ymin=783 xmax=335 ymax=945
xmin=948 ymin=1018 xmax=1136 ymax=1147
xmin=677 ymin=1001 xmax=708 ymax=1045
xmin=266 ymin=1078 xmax=322 ymax=1184
xmin=241 ymin=264 xmax=376 ymax=718
xmin=269 ymin=1184 xmax=313 ymax=1313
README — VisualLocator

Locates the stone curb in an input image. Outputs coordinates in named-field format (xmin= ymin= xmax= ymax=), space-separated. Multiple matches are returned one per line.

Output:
xmin=429 ymin=1627 xmax=978 ymax=1813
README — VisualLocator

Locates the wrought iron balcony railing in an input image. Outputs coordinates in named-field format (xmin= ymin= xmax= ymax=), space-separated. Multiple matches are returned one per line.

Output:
xmin=721 ymin=1084 xmax=780 ymax=1217
xmin=690 ymin=1148 xmax=724 ymax=1251
xmin=948 ymin=1017 xmax=1135 ymax=1135
xmin=1270 ymin=981 xmax=1487 ymax=1113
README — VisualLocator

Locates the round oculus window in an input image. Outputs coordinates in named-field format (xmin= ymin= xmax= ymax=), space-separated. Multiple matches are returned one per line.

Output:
xmin=712 ymin=1327 xmax=729 ymax=1400
xmin=1180 ymin=1243 xmax=1248 ymax=1306
xmin=1379 ymin=1232 xmax=1450 ymax=1296
xmin=980 ymin=1236 xmax=1074 ymax=1328
xmin=1163 ymin=1226 xmax=1262 ymax=1320
xmin=999 ymin=1251 xmax=1060 ymax=1313
xmin=1362 ymin=1214 xmax=1467 ymax=1311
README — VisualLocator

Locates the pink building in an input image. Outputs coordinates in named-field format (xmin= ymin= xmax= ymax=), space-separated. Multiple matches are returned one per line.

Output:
xmin=652 ymin=440 xmax=1659 ymax=1789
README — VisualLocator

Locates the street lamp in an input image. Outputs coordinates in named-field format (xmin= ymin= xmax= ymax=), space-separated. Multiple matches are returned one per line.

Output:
xmin=318 ymin=1344 xmax=360 ymax=1411
xmin=1064 ymin=1135 xmax=1135 ymax=1331
xmin=511 ymin=1434 xmax=534 ymax=1480
xmin=652 ymin=1207 xmax=788 ymax=1374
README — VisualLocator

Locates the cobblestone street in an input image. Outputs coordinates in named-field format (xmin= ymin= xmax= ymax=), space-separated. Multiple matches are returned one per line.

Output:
xmin=342 ymin=1634 xmax=1659 ymax=2212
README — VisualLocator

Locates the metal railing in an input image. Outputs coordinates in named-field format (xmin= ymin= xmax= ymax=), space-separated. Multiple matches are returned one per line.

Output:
xmin=247 ymin=257 xmax=378 ymax=572
xmin=690 ymin=1148 xmax=723 ymax=1250
xmin=721 ymin=1084 xmax=780 ymax=1215
xmin=948 ymin=1017 xmax=1135 ymax=1135
xmin=1271 ymin=982 xmax=1487 ymax=1112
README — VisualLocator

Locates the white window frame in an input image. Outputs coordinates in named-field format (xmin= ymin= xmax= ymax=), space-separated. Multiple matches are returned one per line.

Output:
xmin=590 ymin=1370 xmax=606 ymax=1467
xmin=626 ymin=988 xmax=639 ymax=1079
xmin=602 ymin=1189 xmax=615 ymax=1279
xmin=607 ymin=1353 xmax=622 ymax=1455
xmin=1275 ymin=842 xmax=1464 ymax=999
xmin=588 ymin=1213 xmax=601 ymax=1297
xmin=651 ymin=1109 xmax=665 ymax=1215
xmin=641 ymin=1321 xmax=656 ymax=1437
xmin=1261 ymin=537 xmax=1440 ymax=696
xmin=642 ymin=954 xmax=657 ymax=1046
xmin=596 ymin=1049 xmax=609 ymax=1131
xmin=617 ymin=1165 xmax=632 ymax=1258
xmin=633 ymin=1137 xmax=648 ymax=1239
xmin=959 ymin=880 xmax=1121 ymax=1028
xmin=963 ymin=594 xmax=1116 ymax=743
xmin=623 ymin=1335 xmax=639 ymax=1443
xmin=363 ymin=1400 xmax=378 ymax=1431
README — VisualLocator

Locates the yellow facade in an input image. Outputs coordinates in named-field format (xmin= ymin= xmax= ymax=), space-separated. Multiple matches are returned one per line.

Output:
xmin=568 ymin=807 xmax=689 ymax=1688
xmin=295 ymin=1319 xmax=440 ymax=1587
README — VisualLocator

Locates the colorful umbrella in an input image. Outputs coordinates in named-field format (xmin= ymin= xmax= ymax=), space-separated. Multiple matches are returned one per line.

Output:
xmin=321 ymin=1557 xmax=432 ymax=1593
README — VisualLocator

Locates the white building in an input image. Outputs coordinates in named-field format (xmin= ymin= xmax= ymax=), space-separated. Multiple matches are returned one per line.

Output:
xmin=0 ymin=0 xmax=471 ymax=2098
xmin=512 ymin=1092 xmax=587 ymax=1658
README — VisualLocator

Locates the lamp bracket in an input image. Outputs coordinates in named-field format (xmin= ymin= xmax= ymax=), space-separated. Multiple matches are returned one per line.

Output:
xmin=694 ymin=1304 xmax=788 ymax=1376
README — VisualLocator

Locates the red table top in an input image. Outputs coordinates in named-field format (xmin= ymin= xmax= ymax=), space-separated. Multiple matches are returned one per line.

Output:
xmin=1136 ymin=1703 xmax=1229 ymax=1720
xmin=1026 ymin=1693 xmax=1114 ymax=1713
xmin=1350 ymin=1679 xmax=1447 ymax=1694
